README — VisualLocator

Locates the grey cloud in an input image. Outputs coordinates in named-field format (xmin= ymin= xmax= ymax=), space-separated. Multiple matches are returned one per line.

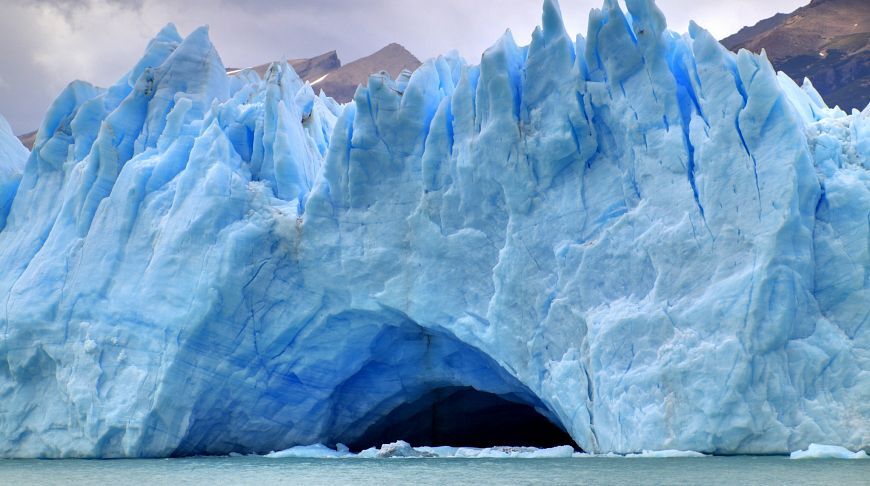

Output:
xmin=13 ymin=0 xmax=143 ymax=18
xmin=0 ymin=3 xmax=59 ymax=133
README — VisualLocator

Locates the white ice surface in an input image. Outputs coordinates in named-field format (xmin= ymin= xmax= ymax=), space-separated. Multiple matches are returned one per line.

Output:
xmin=265 ymin=444 xmax=353 ymax=459
xmin=789 ymin=444 xmax=869 ymax=460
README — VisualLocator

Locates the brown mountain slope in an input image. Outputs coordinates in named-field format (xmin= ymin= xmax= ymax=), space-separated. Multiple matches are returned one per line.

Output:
xmin=721 ymin=0 xmax=869 ymax=111
xmin=227 ymin=50 xmax=341 ymax=81
xmin=227 ymin=43 xmax=421 ymax=104
xmin=316 ymin=43 xmax=421 ymax=103
xmin=17 ymin=131 xmax=36 ymax=150
xmin=723 ymin=13 xmax=790 ymax=48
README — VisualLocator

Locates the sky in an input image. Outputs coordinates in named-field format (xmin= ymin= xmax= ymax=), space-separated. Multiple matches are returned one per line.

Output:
xmin=0 ymin=0 xmax=807 ymax=134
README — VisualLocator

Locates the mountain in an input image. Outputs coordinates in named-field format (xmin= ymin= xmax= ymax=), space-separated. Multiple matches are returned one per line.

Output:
xmin=721 ymin=0 xmax=869 ymax=111
xmin=226 ymin=49 xmax=341 ymax=81
xmin=16 ymin=130 xmax=36 ymax=150
xmin=0 ymin=0 xmax=867 ymax=458
xmin=228 ymin=43 xmax=422 ymax=103
xmin=316 ymin=43 xmax=421 ymax=102
xmin=720 ymin=13 xmax=790 ymax=47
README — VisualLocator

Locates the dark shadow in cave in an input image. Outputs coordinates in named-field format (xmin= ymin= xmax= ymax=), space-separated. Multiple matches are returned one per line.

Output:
xmin=346 ymin=386 xmax=580 ymax=452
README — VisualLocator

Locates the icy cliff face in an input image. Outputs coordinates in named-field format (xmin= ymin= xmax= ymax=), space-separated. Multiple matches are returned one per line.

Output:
xmin=0 ymin=113 xmax=28 ymax=230
xmin=0 ymin=0 xmax=867 ymax=458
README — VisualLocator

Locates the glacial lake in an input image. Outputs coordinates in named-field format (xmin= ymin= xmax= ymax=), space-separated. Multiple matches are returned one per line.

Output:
xmin=2 ymin=456 xmax=868 ymax=485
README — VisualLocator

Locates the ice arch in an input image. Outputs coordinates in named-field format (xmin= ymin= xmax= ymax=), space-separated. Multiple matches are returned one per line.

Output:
xmin=167 ymin=308 xmax=575 ymax=456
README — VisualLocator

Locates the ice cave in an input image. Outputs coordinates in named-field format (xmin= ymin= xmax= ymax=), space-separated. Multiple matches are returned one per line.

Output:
xmin=166 ymin=309 xmax=576 ymax=456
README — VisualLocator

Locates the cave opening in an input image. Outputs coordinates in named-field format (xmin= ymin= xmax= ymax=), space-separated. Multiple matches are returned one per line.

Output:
xmin=168 ymin=307 xmax=584 ymax=456
xmin=346 ymin=386 xmax=580 ymax=452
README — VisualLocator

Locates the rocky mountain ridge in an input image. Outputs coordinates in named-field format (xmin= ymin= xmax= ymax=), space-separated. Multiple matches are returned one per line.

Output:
xmin=721 ymin=0 xmax=869 ymax=111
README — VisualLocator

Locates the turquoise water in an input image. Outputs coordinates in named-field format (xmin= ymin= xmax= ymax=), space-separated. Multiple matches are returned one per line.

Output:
xmin=1 ymin=456 xmax=868 ymax=485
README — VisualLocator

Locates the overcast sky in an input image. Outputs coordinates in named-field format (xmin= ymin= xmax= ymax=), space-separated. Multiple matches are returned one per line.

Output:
xmin=0 ymin=0 xmax=807 ymax=134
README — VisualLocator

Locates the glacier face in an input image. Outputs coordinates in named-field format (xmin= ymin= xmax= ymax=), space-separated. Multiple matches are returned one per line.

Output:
xmin=0 ymin=113 xmax=28 ymax=230
xmin=0 ymin=0 xmax=868 ymax=457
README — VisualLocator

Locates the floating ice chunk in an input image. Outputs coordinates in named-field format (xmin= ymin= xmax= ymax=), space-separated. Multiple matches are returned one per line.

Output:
xmin=353 ymin=445 xmax=703 ymax=459
xmin=251 ymin=443 xmax=704 ymax=459
xmin=789 ymin=444 xmax=869 ymax=460
xmin=499 ymin=446 xmax=575 ymax=458
xmin=455 ymin=447 xmax=510 ymax=458
xmin=353 ymin=443 xmax=577 ymax=458
xmin=265 ymin=444 xmax=353 ymax=459
xmin=409 ymin=445 xmax=575 ymax=458
xmin=414 ymin=446 xmax=460 ymax=457
xmin=358 ymin=441 xmax=436 ymax=458
xmin=356 ymin=448 xmax=378 ymax=458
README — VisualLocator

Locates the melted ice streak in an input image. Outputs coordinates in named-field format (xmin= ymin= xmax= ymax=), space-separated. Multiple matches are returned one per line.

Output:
xmin=0 ymin=0 xmax=868 ymax=458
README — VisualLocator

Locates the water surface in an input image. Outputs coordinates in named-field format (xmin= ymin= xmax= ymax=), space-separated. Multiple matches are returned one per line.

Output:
xmin=2 ymin=455 xmax=867 ymax=485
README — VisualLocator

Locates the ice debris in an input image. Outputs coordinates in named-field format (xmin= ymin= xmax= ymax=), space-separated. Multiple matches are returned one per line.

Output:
xmin=265 ymin=443 xmax=353 ymax=459
xmin=265 ymin=442 xmax=577 ymax=459
xmin=789 ymin=444 xmax=869 ymax=460
xmin=260 ymin=442 xmax=710 ymax=459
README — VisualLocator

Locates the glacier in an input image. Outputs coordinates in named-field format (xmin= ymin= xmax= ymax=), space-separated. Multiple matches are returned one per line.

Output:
xmin=0 ymin=113 xmax=28 ymax=230
xmin=0 ymin=0 xmax=868 ymax=458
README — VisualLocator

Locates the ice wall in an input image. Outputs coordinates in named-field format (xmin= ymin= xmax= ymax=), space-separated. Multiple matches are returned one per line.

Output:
xmin=0 ymin=113 xmax=28 ymax=229
xmin=0 ymin=0 xmax=867 ymax=457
